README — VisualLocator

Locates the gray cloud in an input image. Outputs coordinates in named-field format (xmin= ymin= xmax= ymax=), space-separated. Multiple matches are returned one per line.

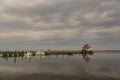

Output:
xmin=0 ymin=0 xmax=120 ymax=50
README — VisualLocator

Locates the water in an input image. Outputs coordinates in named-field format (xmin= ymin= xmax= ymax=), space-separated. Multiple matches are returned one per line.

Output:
xmin=0 ymin=51 xmax=120 ymax=80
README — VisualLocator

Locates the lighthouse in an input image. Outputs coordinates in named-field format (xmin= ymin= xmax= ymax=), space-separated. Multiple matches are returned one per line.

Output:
xmin=81 ymin=44 xmax=93 ymax=54
xmin=82 ymin=44 xmax=91 ymax=51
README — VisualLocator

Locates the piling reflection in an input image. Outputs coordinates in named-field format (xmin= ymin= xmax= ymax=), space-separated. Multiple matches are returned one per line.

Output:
xmin=0 ymin=51 xmax=94 ymax=63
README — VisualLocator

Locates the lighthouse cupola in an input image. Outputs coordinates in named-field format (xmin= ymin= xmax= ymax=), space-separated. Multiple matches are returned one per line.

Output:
xmin=82 ymin=44 xmax=91 ymax=51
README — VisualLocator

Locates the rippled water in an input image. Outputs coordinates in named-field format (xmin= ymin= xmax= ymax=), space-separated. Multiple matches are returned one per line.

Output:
xmin=0 ymin=51 xmax=120 ymax=80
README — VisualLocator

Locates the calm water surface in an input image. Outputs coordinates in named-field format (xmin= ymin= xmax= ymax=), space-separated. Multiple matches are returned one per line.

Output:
xmin=0 ymin=51 xmax=120 ymax=80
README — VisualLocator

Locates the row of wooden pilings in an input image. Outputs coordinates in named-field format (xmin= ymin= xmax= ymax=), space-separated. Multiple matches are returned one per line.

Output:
xmin=0 ymin=50 xmax=79 ymax=56
xmin=0 ymin=51 xmax=27 ymax=57
xmin=0 ymin=50 xmax=93 ymax=57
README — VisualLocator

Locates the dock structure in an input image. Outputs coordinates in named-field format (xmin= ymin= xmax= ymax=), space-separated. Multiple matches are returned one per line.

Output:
xmin=45 ymin=50 xmax=81 ymax=55
xmin=0 ymin=50 xmax=82 ymax=57
xmin=0 ymin=49 xmax=94 ymax=63
xmin=0 ymin=45 xmax=93 ymax=58
xmin=0 ymin=51 xmax=25 ymax=57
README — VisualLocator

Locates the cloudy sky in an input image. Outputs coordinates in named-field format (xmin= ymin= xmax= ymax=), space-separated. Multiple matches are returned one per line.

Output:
xmin=0 ymin=0 xmax=120 ymax=50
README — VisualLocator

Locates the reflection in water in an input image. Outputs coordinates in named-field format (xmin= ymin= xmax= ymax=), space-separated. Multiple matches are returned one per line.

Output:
xmin=82 ymin=53 xmax=93 ymax=63
xmin=0 ymin=51 xmax=120 ymax=80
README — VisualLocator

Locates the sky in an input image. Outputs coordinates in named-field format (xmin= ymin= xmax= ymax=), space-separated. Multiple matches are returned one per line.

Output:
xmin=0 ymin=0 xmax=120 ymax=50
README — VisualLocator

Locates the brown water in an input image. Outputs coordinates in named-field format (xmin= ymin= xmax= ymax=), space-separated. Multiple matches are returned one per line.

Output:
xmin=0 ymin=51 xmax=120 ymax=80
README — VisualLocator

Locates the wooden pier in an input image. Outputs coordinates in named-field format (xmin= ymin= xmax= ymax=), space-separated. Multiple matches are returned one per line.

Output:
xmin=0 ymin=50 xmax=93 ymax=57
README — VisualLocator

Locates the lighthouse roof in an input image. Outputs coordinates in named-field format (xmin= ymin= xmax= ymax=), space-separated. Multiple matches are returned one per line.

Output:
xmin=83 ymin=44 xmax=91 ymax=49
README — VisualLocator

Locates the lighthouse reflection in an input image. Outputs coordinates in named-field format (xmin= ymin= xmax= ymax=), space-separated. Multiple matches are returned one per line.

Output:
xmin=81 ymin=53 xmax=94 ymax=63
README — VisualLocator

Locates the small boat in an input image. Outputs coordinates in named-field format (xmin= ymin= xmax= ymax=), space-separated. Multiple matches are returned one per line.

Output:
xmin=35 ymin=51 xmax=45 ymax=56
xmin=24 ymin=52 xmax=32 ymax=57
xmin=0 ymin=54 xmax=3 ymax=57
